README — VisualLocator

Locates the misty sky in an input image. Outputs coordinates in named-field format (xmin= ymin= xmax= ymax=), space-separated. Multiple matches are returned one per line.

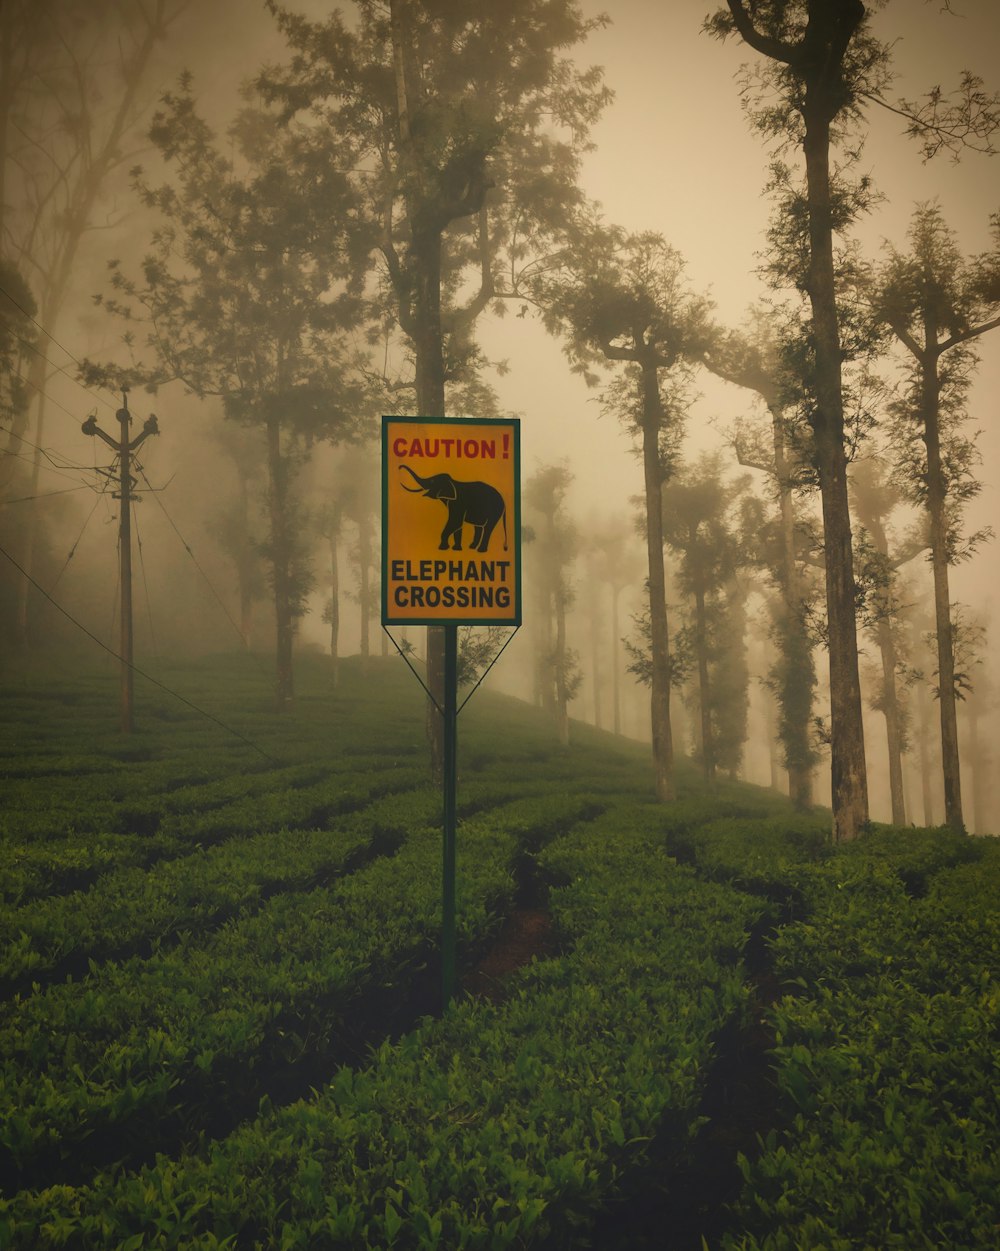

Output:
xmin=7 ymin=0 xmax=1000 ymax=821
xmin=479 ymin=0 xmax=1000 ymax=619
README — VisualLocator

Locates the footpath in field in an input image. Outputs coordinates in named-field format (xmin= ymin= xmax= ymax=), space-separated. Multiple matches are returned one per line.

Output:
xmin=0 ymin=655 xmax=997 ymax=1249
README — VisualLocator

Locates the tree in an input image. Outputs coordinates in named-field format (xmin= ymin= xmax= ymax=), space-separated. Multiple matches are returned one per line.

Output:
xmin=207 ymin=420 xmax=270 ymax=655
xmin=260 ymin=0 xmax=610 ymax=777
xmin=707 ymin=1 xmax=1000 ymax=838
xmin=87 ymin=84 xmax=371 ymax=708
xmin=578 ymin=514 xmax=645 ymax=734
xmin=2 ymin=0 xmax=193 ymax=644
xmin=705 ymin=312 xmax=822 ymax=807
xmin=0 ymin=261 xmax=36 ymax=468
xmin=705 ymin=0 xmax=892 ymax=838
xmin=318 ymin=501 xmax=345 ymax=680
xmin=960 ymin=641 xmax=995 ymax=835
xmin=662 ymin=452 xmax=751 ymax=783
xmin=525 ymin=462 xmax=581 ymax=746
xmin=526 ymin=226 xmax=714 ymax=800
xmin=869 ymin=203 xmax=1000 ymax=832
xmin=848 ymin=455 xmax=924 ymax=825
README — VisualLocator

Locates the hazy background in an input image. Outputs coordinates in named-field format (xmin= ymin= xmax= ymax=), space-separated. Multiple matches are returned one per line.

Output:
xmin=5 ymin=0 xmax=999 ymax=828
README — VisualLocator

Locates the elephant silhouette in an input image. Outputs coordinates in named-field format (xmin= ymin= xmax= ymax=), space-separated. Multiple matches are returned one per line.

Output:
xmin=399 ymin=465 xmax=508 ymax=553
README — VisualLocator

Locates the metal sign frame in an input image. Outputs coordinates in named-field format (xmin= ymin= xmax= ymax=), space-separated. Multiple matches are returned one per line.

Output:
xmin=381 ymin=415 xmax=521 ymax=628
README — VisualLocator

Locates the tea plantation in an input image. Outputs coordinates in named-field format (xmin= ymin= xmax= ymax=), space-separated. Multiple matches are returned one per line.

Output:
xmin=0 ymin=654 xmax=997 ymax=1249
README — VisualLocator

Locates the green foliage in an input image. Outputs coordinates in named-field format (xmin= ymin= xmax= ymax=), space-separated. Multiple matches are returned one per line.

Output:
xmin=720 ymin=829 xmax=1000 ymax=1251
xmin=1 ymin=657 xmax=995 ymax=1247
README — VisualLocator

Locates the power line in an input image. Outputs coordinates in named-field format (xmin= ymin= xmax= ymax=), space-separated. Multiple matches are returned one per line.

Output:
xmin=136 ymin=463 xmax=262 ymax=657
xmin=1 ymin=483 xmax=96 ymax=506
xmin=0 ymin=279 xmax=119 ymax=412
xmin=1 ymin=422 xmax=103 ymax=488
xmin=0 ymin=541 xmax=278 ymax=763
xmin=49 ymin=488 xmax=110 ymax=593
xmin=133 ymin=500 xmax=158 ymax=661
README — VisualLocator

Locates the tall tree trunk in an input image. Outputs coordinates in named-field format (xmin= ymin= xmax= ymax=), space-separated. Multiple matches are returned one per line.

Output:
xmin=640 ymin=361 xmax=674 ymax=801
xmin=266 ymin=415 xmax=294 ymax=711
xmin=358 ymin=512 xmax=372 ymax=672
xmin=236 ymin=465 xmax=255 ymax=651
xmin=802 ymin=102 xmax=868 ymax=840
xmin=590 ymin=580 xmax=602 ymax=730
xmin=853 ymin=495 xmax=907 ymax=826
xmin=964 ymin=698 xmax=985 ymax=835
xmin=915 ymin=679 xmax=936 ymax=826
xmin=411 ymin=229 xmax=448 ymax=781
xmin=611 ymin=582 xmax=623 ymax=737
xmin=693 ymin=583 xmax=714 ymax=782
xmin=15 ymin=353 xmax=48 ymax=646
xmin=875 ymin=613 xmax=907 ymax=825
xmin=554 ymin=573 xmax=570 ymax=746
xmin=921 ymin=351 xmax=964 ymax=832
xmin=772 ymin=409 xmax=815 ymax=808
xmin=328 ymin=509 xmax=341 ymax=685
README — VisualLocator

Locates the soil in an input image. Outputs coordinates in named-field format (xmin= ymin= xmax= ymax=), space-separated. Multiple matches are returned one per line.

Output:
xmin=460 ymin=907 xmax=556 ymax=1001
xmin=461 ymin=906 xmax=783 ymax=1250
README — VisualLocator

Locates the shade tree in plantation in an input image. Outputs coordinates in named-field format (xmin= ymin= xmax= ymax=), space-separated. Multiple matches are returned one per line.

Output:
xmin=318 ymin=500 xmax=345 ymax=681
xmin=523 ymin=225 xmax=714 ymax=799
xmin=259 ymin=0 xmax=610 ymax=777
xmin=0 ymin=261 xmax=36 ymax=484
xmin=207 ymin=419 xmax=269 ymax=652
xmin=1 ymin=0 xmax=194 ymax=645
xmin=578 ymin=514 xmax=646 ymax=735
xmin=959 ymin=637 xmax=996 ymax=835
xmin=704 ymin=0 xmax=892 ymax=839
xmin=661 ymin=452 xmax=752 ymax=783
xmin=705 ymin=0 xmax=1000 ymax=837
xmin=343 ymin=450 xmax=381 ymax=672
xmin=704 ymin=311 xmax=823 ymax=808
xmin=848 ymin=455 xmax=925 ymax=826
xmin=84 ymin=84 xmax=372 ymax=709
xmin=867 ymin=203 xmax=1000 ymax=832
xmin=524 ymin=461 xmax=582 ymax=747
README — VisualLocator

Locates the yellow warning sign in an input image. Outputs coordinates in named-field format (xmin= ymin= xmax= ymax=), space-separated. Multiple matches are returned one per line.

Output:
xmin=382 ymin=417 xmax=521 ymax=625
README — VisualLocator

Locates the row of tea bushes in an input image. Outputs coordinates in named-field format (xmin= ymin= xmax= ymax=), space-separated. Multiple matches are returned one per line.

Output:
xmin=0 ymin=774 xmax=569 ymax=991
xmin=0 ymin=791 xmax=601 ymax=1193
xmin=720 ymin=831 xmax=1000 ymax=1251
xmin=1 ymin=805 xmax=765 ymax=1249
xmin=0 ymin=787 xmax=433 ymax=992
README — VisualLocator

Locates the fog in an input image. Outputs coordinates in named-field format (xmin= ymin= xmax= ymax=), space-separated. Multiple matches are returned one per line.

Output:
xmin=2 ymin=0 xmax=999 ymax=833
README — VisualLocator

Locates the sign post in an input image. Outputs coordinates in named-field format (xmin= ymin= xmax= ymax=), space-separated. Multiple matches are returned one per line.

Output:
xmin=382 ymin=416 xmax=521 ymax=1008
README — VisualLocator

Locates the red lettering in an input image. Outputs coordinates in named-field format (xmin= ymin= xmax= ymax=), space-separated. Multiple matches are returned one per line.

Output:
xmin=393 ymin=437 xmax=408 ymax=456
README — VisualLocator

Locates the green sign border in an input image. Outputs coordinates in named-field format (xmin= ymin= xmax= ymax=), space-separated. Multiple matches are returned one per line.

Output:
xmin=381 ymin=415 xmax=522 ymax=628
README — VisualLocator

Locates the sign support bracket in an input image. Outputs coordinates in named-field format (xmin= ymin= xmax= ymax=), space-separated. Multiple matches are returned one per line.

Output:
xmin=442 ymin=623 xmax=458 ymax=1010
xmin=383 ymin=622 xmax=521 ymax=1009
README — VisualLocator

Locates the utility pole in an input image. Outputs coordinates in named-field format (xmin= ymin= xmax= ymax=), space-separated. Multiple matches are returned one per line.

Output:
xmin=83 ymin=391 xmax=158 ymax=732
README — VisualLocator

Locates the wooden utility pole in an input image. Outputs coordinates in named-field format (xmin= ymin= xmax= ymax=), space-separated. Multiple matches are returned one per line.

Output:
xmin=82 ymin=392 xmax=158 ymax=732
